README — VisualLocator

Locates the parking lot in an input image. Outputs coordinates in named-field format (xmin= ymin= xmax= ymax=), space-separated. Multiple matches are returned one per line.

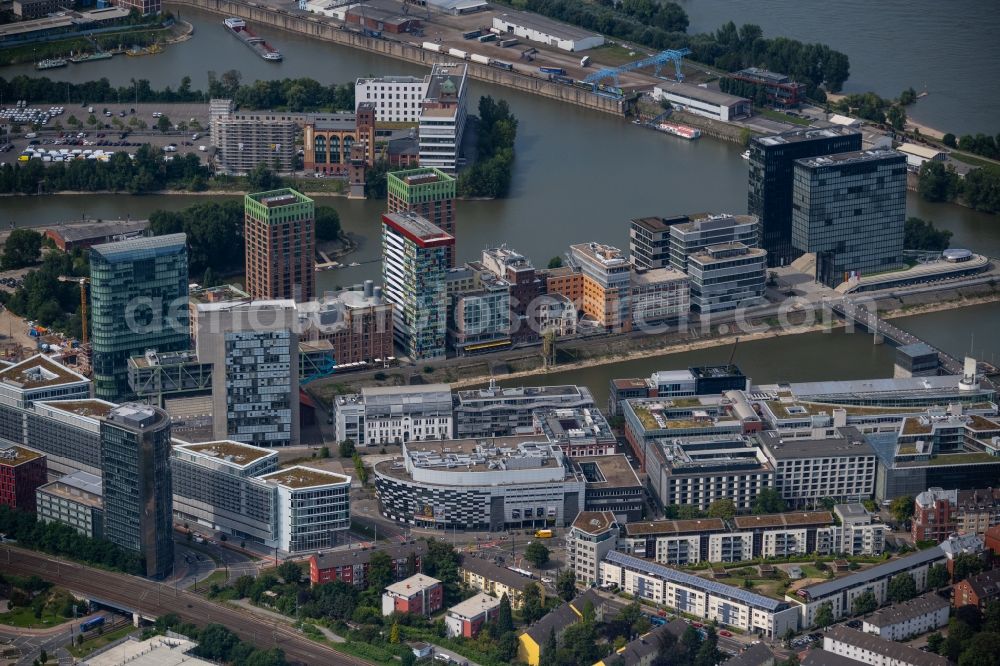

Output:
xmin=1 ymin=101 xmax=214 ymax=167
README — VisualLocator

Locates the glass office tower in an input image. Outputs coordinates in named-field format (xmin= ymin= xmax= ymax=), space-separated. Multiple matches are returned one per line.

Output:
xmin=792 ymin=150 xmax=907 ymax=287
xmin=748 ymin=128 xmax=862 ymax=267
xmin=89 ymin=234 xmax=189 ymax=401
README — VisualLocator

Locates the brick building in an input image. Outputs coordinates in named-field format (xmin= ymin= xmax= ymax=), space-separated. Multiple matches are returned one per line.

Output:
xmin=244 ymin=189 xmax=315 ymax=303
xmin=445 ymin=593 xmax=500 ymax=638
xmin=953 ymin=568 xmax=1000 ymax=609
xmin=381 ymin=573 xmax=443 ymax=616
xmin=0 ymin=446 xmax=47 ymax=513
xmin=302 ymin=104 xmax=376 ymax=176
xmin=309 ymin=541 xmax=426 ymax=587
xmin=913 ymin=487 xmax=1000 ymax=543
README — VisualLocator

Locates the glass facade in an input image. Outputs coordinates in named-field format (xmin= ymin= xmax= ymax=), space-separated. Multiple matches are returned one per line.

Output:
xmin=748 ymin=129 xmax=862 ymax=267
xmin=791 ymin=150 xmax=906 ymax=287
xmin=89 ymin=234 xmax=190 ymax=402
xmin=100 ymin=404 xmax=173 ymax=579
xmin=225 ymin=329 xmax=295 ymax=445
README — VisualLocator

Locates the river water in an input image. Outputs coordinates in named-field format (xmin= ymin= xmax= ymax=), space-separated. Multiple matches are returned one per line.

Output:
xmin=680 ymin=0 xmax=1000 ymax=136
xmin=3 ymin=5 xmax=998 ymax=393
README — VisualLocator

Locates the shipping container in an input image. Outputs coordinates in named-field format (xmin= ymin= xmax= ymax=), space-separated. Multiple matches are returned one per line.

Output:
xmin=462 ymin=29 xmax=482 ymax=40
xmin=448 ymin=48 xmax=468 ymax=59
xmin=488 ymin=60 xmax=514 ymax=71
xmin=421 ymin=41 xmax=442 ymax=52
xmin=478 ymin=33 xmax=497 ymax=43
xmin=539 ymin=66 xmax=566 ymax=75
xmin=470 ymin=53 xmax=491 ymax=65
xmin=498 ymin=38 xmax=519 ymax=48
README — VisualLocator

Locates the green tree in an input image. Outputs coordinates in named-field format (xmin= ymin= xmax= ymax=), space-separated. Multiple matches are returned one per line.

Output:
xmin=86 ymin=113 xmax=98 ymax=127
xmin=899 ymin=87 xmax=917 ymax=106
xmin=695 ymin=626 xmax=722 ymax=666
xmin=927 ymin=564 xmax=949 ymax=589
xmin=953 ymin=553 xmax=985 ymax=581
xmin=814 ymin=602 xmax=834 ymax=628
xmin=681 ymin=625 xmax=703 ymax=662
xmin=887 ymin=573 xmax=917 ymax=603
xmin=926 ymin=632 xmax=944 ymax=654
xmin=548 ymin=256 xmax=563 ymax=269
xmin=522 ymin=582 xmax=545 ymax=624
xmin=315 ymin=205 xmax=341 ymax=242
xmin=156 ymin=115 xmax=172 ymax=132
xmin=401 ymin=652 xmax=416 ymax=666
xmin=497 ymin=631 xmax=519 ymax=661
xmin=420 ymin=539 xmax=462 ymax=603
xmin=365 ymin=160 xmax=389 ymax=199
xmin=886 ymin=105 xmax=906 ymax=130
xmin=852 ymin=590 xmax=877 ymax=615
xmin=367 ymin=551 xmax=394 ymax=590
xmin=496 ymin=593 xmax=514 ymax=634
xmin=890 ymin=496 xmax=915 ymax=524
xmin=1 ymin=229 xmax=42 ymax=269
xmin=556 ymin=568 xmax=577 ymax=601
xmin=247 ymin=163 xmax=281 ymax=191
xmin=942 ymin=133 xmax=957 ymax=148
xmin=917 ymin=161 xmax=960 ymax=203
xmin=318 ymin=446 xmax=329 ymax=459
xmin=905 ymin=217 xmax=953 ymax=251
xmin=707 ymin=499 xmax=737 ymax=520
xmin=524 ymin=541 xmax=550 ymax=568
xmin=541 ymin=627 xmax=557 ymax=665
xmin=405 ymin=551 xmax=418 ymax=577
xmin=277 ymin=561 xmax=302 ymax=585
xmin=753 ymin=488 xmax=787 ymax=514
xmin=389 ymin=621 xmax=400 ymax=644
xmin=338 ymin=440 xmax=356 ymax=458
xmin=959 ymin=632 xmax=1000 ymax=666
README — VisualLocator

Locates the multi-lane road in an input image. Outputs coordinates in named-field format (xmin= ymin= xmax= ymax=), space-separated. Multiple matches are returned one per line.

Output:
xmin=1 ymin=546 xmax=371 ymax=666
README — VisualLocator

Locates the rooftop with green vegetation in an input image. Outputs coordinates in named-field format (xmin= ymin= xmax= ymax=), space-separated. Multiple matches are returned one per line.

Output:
xmin=259 ymin=466 xmax=350 ymax=489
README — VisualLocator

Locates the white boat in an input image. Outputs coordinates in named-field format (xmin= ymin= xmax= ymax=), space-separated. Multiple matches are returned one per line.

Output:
xmin=740 ymin=150 xmax=750 ymax=160
xmin=655 ymin=122 xmax=701 ymax=140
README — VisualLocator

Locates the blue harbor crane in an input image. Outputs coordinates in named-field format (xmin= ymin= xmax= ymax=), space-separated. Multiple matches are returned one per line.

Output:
xmin=581 ymin=47 xmax=692 ymax=94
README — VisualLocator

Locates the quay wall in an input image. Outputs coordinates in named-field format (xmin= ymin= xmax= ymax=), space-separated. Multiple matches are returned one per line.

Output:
xmin=168 ymin=0 xmax=627 ymax=116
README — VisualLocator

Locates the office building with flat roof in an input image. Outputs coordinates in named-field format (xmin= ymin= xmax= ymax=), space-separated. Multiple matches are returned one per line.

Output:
xmin=481 ymin=246 xmax=545 ymax=343
xmin=245 ymin=189 xmax=315 ymax=303
xmin=453 ymin=382 xmax=596 ymax=439
xmin=172 ymin=440 xmax=350 ymax=552
xmin=334 ymin=384 xmax=453 ymax=446
xmin=749 ymin=128 xmax=862 ymax=267
xmin=629 ymin=216 xmax=688 ymax=271
xmin=0 ymin=354 xmax=90 ymax=409
xmin=687 ymin=243 xmax=768 ymax=313
xmin=89 ymin=234 xmax=189 ymax=402
xmin=575 ymin=454 xmax=644 ymax=522
xmin=195 ymin=300 xmax=300 ymax=446
xmin=446 ymin=263 xmax=512 ymax=355
xmin=571 ymin=242 xmax=633 ymax=332
xmin=382 ymin=212 xmax=453 ymax=360
xmin=257 ymin=466 xmax=351 ymax=552
xmin=35 ymin=470 xmax=103 ymax=539
xmin=18 ymin=399 xmax=111 ymax=477
xmin=492 ymin=11 xmax=604 ymax=51
xmin=373 ymin=437 xmax=585 ymax=531
xmin=356 ymin=75 xmax=429 ymax=123
xmin=101 ymin=403 xmax=174 ymax=578
xmin=758 ymin=427 xmax=877 ymax=507
xmin=418 ymin=64 xmax=468 ymax=174
xmin=0 ymin=445 xmax=47 ymax=513
xmin=667 ymin=213 xmax=761 ymax=272
xmin=532 ymin=406 xmax=617 ymax=457
xmin=792 ymin=150 xmax=907 ymax=287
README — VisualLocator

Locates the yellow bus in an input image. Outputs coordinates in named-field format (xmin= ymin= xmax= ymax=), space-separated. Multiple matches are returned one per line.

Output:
xmin=534 ymin=529 xmax=553 ymax=538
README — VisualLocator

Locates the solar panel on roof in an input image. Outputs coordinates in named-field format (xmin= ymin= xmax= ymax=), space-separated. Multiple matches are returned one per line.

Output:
xmin=605 ymin=551 xmax=785 ymax=611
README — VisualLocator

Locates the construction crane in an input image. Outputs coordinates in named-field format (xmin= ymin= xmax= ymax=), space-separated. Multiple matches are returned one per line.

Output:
xmin=57 ymin=276 xmax=89 ymax=344
xmin=581 ymin=47 xmax=692 ymax=90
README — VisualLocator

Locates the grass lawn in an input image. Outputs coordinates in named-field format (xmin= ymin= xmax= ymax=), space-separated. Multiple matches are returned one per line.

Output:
xmin=0 ymin=606 xmax=72 ymax=629
xmin=67 ymin=625 xmax=136 ymax=659
xmin=758 ymin=108 xmax=812 ymax=126
xmin=949 ymin=152 xmax=1000 ymax=172
xmin=589 ymin=43 xmax=649 ymax=67
xmin=187 ymin=569 xmax=227 ymax=593
xmin=800 ymin=565 xmax=827 ymax=579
